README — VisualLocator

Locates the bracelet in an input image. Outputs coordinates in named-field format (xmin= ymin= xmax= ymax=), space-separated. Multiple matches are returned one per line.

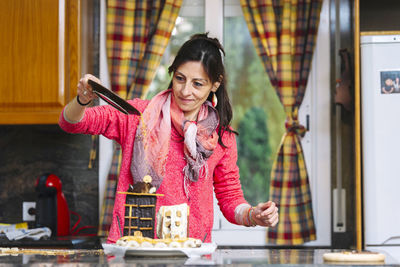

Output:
xmin=246 ymin=208 xmax=251 ymax=226
xmin=76 ymin=95 xmax=91 ymax=106
xmin=248 ymin=207 xmax=257 ymax=226
xmin=242 ymin=208 xmax=249 ymax=226
xmin=242 ymin=207 xmax=252 ymax=227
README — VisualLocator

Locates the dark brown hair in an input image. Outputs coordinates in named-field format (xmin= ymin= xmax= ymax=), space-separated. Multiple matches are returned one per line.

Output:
xmin=168 ymin=33 xmax=237 ymax=146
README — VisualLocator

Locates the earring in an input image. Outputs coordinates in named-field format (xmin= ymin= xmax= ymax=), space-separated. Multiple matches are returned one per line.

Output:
xmin=212 ymin=92 xmax=218 ymax=108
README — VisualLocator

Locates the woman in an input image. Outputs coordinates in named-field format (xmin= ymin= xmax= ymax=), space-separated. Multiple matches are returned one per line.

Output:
xmin=59 ymin=33 xmax=279 ymax=243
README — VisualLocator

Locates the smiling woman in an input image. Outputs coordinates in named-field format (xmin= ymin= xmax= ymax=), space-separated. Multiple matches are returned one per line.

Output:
xmin=59 ymin=32 xmax=279 ymax=245
xmin=171 ymin=61 xmax=218 ymax=121
xmin=144 ymin=0 xmax=285 ymax=246
xmin=146 ymin=0 xmax=331 ymax=247
xmin=167 ymin=33 xmax=225 ymax=123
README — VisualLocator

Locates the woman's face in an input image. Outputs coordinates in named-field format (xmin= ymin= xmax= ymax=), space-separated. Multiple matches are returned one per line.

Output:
xmin=172 ymin=61 xmax=220 ymax=121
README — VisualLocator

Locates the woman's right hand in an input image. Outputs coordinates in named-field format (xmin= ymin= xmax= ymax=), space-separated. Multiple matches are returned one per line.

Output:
xmin=63 ymin=74 xmax=101 ymax=123
xmin=77 ymin=74 xmax=101 ymax=104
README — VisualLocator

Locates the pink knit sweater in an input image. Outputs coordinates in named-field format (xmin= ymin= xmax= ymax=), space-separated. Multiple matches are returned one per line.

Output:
xmin=59 ymin=98 xmax=247 ymax=243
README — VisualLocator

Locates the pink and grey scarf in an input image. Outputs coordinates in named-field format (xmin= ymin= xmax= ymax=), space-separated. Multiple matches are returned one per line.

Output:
xmin=131 ymin=89 xmax=219 ymax=197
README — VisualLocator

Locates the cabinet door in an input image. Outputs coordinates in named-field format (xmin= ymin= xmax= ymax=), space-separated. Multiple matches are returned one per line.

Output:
xmin=0 ymin=0 xmax=80 ymax=124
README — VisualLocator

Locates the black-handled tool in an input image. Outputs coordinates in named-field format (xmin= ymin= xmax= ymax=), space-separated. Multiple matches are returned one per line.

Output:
xmin=116 ymin=214 xmax=123 ymax=237
xmin=88 ymin=79 xmax=141 ymax=116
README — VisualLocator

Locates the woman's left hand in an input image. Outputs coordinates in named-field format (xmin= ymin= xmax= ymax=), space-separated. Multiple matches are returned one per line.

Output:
xmin=251 ymin=201 xmax=279 ymax=227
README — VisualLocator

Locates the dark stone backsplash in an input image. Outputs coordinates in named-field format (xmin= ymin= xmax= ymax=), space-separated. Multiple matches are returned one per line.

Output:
xmin=0 ymin=125 xmax=98 ymax=235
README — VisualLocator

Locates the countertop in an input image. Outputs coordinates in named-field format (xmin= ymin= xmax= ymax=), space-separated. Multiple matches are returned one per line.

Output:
xmin=0 ymin=247 xmax=399 ymax=266
xmin=0 ymin=236 xmax=102 ymax=249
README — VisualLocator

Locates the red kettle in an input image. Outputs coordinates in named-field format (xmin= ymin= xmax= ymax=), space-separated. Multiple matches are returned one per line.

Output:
xmin=35 ymin=174 xmax=70 ymax=236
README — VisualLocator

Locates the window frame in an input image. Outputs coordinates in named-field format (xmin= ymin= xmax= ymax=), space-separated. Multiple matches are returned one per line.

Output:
xmin=99 ymin=0 xmax=331 ymax=247
xmin=199 ymin=0 xmax=331 ymax=246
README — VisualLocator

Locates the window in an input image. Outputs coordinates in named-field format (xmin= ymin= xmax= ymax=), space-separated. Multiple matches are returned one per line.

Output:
xmin=223 ymin=2 xmax=285 ymax=207
xmin=142 ymin=0 xmax=330 ymax=246
xmin=147 ymin=1 xmax=205 ymax=99
xmin=148 ymin=0 xmax=285 ymax=207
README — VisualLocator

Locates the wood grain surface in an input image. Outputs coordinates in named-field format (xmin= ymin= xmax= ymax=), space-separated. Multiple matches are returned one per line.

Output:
xmin=0 ymin=0 xmax=80 ymax=124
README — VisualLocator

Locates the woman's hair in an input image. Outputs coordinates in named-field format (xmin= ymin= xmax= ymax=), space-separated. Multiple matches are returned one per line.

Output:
xmin=168 ymin=33 xmax=237 ymax=147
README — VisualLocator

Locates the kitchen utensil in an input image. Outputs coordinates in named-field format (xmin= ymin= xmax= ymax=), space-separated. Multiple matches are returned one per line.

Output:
xmin=35 ymin=174 xmax=70 ymax=237
xmin=116 ymin=215 xmax=123 ymax=237
xmin=202 ymin=233 xmax=208 ymax=242
xmin=88 ymin=80 xmax=141 ymax=115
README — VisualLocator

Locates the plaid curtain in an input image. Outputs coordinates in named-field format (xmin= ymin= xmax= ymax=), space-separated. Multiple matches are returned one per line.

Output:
xmin=98 ymin=144 xmax=121 ymax=236
xmin=106 ymin=0 xmax=182 ymax=99
xmin=98 ymin=0 xmax=182 ymax=236
xmin=241 ymin=0 xmax=322 ymax=244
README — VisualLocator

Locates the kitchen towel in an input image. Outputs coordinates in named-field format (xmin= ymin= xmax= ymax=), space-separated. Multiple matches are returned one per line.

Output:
xmin=5 ymin=227 xmax=51 ymax=241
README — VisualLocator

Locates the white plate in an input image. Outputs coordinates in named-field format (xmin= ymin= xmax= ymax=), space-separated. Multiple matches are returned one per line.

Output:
xmin=102 ymin=242 xmax=217 ymax=258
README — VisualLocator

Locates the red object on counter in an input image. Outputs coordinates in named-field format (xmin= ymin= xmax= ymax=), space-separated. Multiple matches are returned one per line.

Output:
xmin=35 ymin=174 xmax=70 ymax=236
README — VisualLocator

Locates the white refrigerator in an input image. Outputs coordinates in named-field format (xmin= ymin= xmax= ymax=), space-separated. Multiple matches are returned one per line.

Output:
xmin=361 ymin=34 xmax=400 ymax=262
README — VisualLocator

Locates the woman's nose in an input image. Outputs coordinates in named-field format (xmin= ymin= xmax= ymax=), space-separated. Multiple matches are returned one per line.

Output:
xmin=180 ymin=82 xmax=192 ymax=96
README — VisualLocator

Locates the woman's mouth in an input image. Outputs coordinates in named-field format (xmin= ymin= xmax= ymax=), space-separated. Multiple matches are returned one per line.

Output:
xmin=179 ymin=97 xmax=193 ymax=104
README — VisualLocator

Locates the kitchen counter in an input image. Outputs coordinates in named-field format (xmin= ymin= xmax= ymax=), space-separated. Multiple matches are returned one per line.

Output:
xmin=0 ymin=247 xmax=399 ymax=266
xmin=0 ymin=236 xmax=102 ymax=250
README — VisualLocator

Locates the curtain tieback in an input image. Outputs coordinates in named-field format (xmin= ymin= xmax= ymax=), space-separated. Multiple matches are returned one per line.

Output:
xmin=285 ymin=120 xmax=306 ymax=137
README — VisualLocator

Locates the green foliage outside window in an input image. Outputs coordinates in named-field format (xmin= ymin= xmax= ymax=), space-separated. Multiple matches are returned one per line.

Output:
xmin=236 ymin=107 xmax=272 ymax=205
xmin=224 ymin=17 xmax=285 ymax=205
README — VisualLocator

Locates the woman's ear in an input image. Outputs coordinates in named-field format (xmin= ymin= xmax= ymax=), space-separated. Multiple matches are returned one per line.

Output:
xmin=212 ymin=75 xmax=223 ymax=92
xmin=212 ymin=81 xmax=220 ymax=93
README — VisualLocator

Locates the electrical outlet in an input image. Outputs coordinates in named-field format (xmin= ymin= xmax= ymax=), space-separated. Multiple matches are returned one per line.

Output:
xmin=22 ymin=202 xmax=36 ymax=221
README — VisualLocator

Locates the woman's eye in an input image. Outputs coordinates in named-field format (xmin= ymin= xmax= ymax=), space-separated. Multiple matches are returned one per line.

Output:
xmin=194 ymin=82 xmax=203 ymax=87
xmin=175 ymin=75 xmax=184 ymax=81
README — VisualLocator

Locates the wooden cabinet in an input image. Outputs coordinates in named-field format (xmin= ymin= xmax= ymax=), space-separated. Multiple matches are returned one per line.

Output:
xmin=0 ymin=0 xmax=80 ymax=124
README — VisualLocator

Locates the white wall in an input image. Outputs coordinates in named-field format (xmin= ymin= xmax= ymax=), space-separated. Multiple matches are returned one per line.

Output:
xmin=98 ymin=0 xmax=113 ymax=218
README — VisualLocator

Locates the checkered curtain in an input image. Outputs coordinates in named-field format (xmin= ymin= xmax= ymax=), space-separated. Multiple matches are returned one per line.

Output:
xmin=98 ymin=143 xmax=121 ymax=236
xmin=241 ymin=0 xmax=322 ymax=244
xmin=98 ymin=0 xmax=182 ymax=236
xmin=106 ymin=0 xmax=182 ymax=99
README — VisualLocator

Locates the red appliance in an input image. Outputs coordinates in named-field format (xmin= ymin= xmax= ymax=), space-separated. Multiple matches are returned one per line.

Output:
xmin=35 ymin=174 xmax=70 ymax=236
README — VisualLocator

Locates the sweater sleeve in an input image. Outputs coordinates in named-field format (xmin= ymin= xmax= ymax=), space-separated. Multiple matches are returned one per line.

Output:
xmin=213 ymin=131 xmax=248 ymax=224
xmin=58 ymin=99 xmax=144 ymax=144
